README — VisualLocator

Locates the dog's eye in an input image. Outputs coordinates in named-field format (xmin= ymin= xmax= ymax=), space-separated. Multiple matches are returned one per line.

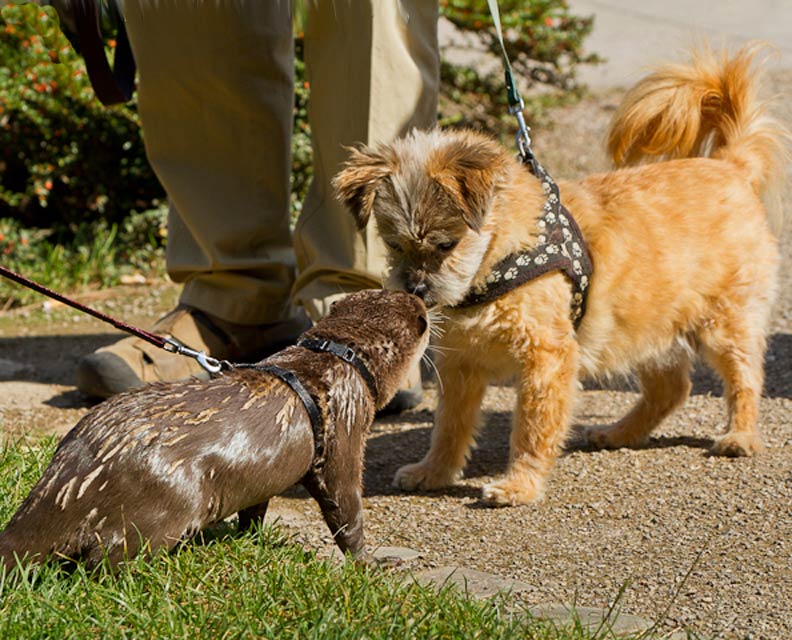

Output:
xmin=385 ymin=240 xmax=402 ymax=253
xmin=436 ymin=240 xmax=458 ymax=252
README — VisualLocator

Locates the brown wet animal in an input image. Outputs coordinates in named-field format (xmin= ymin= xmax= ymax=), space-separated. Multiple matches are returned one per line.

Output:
xmin=0 ymin=289 xmax=429 ymax=569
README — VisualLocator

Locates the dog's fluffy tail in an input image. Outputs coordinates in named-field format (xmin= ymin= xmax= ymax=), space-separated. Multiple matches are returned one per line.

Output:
xmin=607 ymin=43 xmax=790 ymax=234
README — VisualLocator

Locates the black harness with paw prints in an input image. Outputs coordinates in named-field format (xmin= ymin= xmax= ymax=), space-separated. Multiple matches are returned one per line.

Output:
xmin=454 ymin=152 xmax=593 ymax=330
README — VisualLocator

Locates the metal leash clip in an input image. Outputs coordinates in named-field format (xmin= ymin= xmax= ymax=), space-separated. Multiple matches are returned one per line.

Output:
xmin=163 ymin=337 xmax=225 ymax=374
xmin=509 ymin=98 xmax=532 ymax=161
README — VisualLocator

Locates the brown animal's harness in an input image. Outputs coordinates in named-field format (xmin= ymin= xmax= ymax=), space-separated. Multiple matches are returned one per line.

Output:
xmin=455 ymin=152 xmax=593 ymax=329
xmin=251 ymin=338 xmax=379 ymax=468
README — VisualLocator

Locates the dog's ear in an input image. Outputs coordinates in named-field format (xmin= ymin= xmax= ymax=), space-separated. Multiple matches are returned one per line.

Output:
xmin=333 ymin=145 xmax=394 ymax=230
xmin=428 ymin=135 xmax=506 ymax=231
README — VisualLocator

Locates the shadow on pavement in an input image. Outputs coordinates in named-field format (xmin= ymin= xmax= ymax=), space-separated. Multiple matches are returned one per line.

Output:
xmin=0 ymin=332 xmax=121 ymax=385
xmin=582 ymin=332 xmax=791 ymax=400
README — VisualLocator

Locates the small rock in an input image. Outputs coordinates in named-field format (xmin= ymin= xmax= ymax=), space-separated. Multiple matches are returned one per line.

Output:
xmin=372 ymin=546 xmax=422 ymax=562
xmin=120 ymin=273 xmax=147 ymax=285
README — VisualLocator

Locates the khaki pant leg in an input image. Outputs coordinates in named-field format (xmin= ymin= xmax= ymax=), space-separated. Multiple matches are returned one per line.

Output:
xmin=123 ymin=1 xmax=295 ymax=325
xmin=293 ymin=0 xmax=439 ymax=320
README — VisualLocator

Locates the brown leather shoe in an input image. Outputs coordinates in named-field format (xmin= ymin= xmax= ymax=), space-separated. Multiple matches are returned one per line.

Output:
xmin=76 ymin=305 xmax=311 ymax=398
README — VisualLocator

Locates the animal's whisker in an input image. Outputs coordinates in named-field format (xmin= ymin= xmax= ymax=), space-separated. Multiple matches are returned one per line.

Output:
xmin=427 ymin=343 xmax=457 ymax=355
xmin=421 ymin=352 xmax=444 ymax=394
xmin=427 ymin=310 xmax=447 ymax=339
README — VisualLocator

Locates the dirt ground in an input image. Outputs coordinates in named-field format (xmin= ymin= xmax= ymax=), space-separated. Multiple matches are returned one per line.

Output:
xmin=1 ymin=74 xmax=790 ymax=639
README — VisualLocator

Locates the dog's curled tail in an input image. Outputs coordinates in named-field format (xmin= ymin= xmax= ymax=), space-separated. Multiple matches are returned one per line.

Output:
xmin=607 ymin=43 xmax=790 ymax=234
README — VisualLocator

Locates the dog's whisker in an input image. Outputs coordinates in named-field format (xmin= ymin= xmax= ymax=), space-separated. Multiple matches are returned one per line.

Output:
xmin=421 ymin=352 xmax=444 ymax=394
xmin=428 ymin=343 xmax=459 ymax=354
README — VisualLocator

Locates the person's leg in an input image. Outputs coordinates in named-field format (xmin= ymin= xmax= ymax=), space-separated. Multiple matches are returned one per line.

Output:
xmin=79 ymin=1 xmax=308 ymax=397
xmin=292 ymin=0 xmax=440 ymax=319
xmin=292 ymin=1 xmax=439 ymax=411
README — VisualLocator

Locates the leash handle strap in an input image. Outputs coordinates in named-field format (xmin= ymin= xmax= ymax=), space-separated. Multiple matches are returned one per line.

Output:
xmin=0 ymin=264 xmax=222 ymax=373
xmin=71 ymin=0 xmax=136 ymax=105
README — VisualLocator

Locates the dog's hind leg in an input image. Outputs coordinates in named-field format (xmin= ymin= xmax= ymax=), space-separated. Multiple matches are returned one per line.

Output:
xmin=698 ymin=314 xmax=767 ymax=457
xmin=586 ymin=351 xmax=692 ymax=449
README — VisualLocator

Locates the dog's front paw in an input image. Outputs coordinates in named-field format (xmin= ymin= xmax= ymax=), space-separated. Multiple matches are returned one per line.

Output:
xmin=481 ymin=476 xmax=544 ymax=507
xmin=711 ymin=432 xmax=763 ymax=457
xmin=393 ymin=461 xmax=460 ymax=491
xmin=583 ymin=424 xmax=649 ymax=450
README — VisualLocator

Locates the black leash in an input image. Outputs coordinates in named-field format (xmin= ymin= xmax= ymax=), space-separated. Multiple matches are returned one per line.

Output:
xmin=69 ymin=0 xmax=136 ymax=105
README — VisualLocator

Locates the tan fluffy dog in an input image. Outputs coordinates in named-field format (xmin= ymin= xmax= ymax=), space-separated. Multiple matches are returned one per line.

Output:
xmin=334 ymin=45 xmax=790 ymax=506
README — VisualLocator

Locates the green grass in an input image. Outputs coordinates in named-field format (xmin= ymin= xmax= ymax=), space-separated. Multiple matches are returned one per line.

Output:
xmin=0 ymin=438 xmax=652 ymax=640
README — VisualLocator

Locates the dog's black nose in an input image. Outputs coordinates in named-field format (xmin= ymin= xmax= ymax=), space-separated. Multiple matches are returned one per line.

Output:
xmin=412 ymin=283 xmax=428 ymax=299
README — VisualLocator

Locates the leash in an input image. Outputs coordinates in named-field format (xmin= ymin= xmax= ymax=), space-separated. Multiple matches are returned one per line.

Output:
xmin=63 ymin=0 xmax=136 ymax=105
xmin=0 ymin=264 xmax=223 ymax=374
xmin=485 ymin=0 xmax=532 ymax=159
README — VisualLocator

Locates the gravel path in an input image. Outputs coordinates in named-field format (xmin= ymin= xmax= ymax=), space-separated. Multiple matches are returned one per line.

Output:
xmin=1 ymin=74 xmax=790 ymax=639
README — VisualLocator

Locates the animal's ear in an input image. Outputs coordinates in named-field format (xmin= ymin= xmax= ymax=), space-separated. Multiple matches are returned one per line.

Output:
xmin=333 ymin=145 xmax=394 ymax=230
xmin=428 ymin=135 xmax=506 ymax=232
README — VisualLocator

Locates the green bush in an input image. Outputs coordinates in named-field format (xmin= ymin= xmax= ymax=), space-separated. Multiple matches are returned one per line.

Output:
xmin=0 ymin=3 xmax=164 ymax=230
xmin=440 ymin=0 xmax=600 ymax=91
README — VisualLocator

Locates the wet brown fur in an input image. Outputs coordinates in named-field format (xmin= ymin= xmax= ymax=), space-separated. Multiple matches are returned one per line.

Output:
xmin=334 ymin=45 xmax=790 ymax=506
xmin=0 ymin=290 xmax=429 ymax=568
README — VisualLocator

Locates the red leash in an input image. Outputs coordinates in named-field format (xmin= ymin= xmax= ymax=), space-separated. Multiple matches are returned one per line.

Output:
xmin=0 ymin=264 xmax=223 ymax=373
